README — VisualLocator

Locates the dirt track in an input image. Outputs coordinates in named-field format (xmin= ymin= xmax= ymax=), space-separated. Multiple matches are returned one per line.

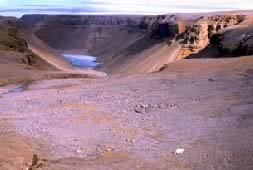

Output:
xmin=0 ymin=56 xmax=253 ymax=169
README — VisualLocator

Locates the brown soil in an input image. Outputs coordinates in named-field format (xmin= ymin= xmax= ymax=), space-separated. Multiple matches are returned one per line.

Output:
xmin=0 ymin=122 xmax=47 ymax=170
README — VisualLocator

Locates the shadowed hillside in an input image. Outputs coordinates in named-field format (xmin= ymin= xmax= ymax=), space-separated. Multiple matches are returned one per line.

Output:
xmin=21 ymin=15 xmax=187 ymax=74
xmin=0 ymin=16 xmax=106 ymax=85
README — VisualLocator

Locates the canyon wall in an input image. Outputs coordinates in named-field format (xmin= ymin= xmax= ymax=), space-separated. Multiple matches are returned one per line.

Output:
xmin=0 ymin=17 xmax=69 ymax=71
xmin=21 ymin=15 xmax=187 ymax=74
xmin=178 ymin=15 xmax=246 ymax=59
xmin=0 ymin=18 xmax=27 ymax=53
xmin=19 ymin=14 xmax=252 ymax=74
xmin=21 ymin=15 xmax=186 ymax=54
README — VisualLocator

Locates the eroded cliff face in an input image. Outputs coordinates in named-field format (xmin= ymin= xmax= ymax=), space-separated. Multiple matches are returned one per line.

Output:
xmin=21 ymin=15 xmax=149 ymax=51
xmin=0 ymin=18 xmax=58 ymax=71
xmin=0 ymin=19 xmax=28 ymax=53
xmin=178 ymin=15 xmax=246 ymax=59
xmin=207 ymin=15 xmax=245 ymax=36
xmin=179 ymin=23 xmax=209 ymax=58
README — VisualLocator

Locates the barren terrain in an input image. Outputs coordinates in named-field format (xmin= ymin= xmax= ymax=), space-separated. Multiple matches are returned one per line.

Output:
xmin=0 ymin=11 xmax=253 ymax=170
xmin=0 ymin=56 xmax=253 ymax=169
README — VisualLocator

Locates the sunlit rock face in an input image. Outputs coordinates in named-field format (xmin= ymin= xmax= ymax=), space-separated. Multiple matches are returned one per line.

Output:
xmin=207 ymin=15 xmax=246 ymax=37
xmin=179 ymin=23 xmax=209 ymax=58
xmin=203 ymin=15 xmax=253 ymax=58
xmin=178 ymin=15 xmax=246 ymax=59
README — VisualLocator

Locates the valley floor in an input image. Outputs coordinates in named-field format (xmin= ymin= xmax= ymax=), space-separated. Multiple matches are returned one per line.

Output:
xmin=0 ymin=56 xmax=253 ymax=170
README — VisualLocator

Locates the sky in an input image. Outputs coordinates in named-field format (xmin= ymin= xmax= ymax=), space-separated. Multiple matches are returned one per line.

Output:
xmin=0 ymin=0 xmax=253 ymax=17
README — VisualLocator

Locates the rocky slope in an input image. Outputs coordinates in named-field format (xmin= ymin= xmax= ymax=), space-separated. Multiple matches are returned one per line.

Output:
xmin=0 ymin=18 xmax=57 ymax=85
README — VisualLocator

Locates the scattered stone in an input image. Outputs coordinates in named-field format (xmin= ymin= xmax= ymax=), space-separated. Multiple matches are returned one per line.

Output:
xmin=134 ymin=103 xmax=167 ymax=113
xmin=27 ymin=154 xmax=46 ymax=170
xmin=134 ymin=104 xmax=152 ymax=114
xmin=76 ymin=149 xmax=82 ymax=153
xmin=174 ymin=148 xmax=185 ymax=154
xmin=31 ymin=154 xmax=38 ymax=166
xmin=126 ymin=139 xmax=135 ymax=144
xmin=140 ymin=104 xmax=149 ymax=108
xmin=58 ymin=99 xmax=63 ymax=105
xmin=135 ymin=109 xmax=142 ymax=113
xmin=170 ymin=103 xmax=179 ymax=108
xmin=192 ymin=98 xmax=201 ymax=102
xmin=158 ymin=103 xmax=165 ymax=108
xmin=105 ymin=148 xmax=113 ymax=152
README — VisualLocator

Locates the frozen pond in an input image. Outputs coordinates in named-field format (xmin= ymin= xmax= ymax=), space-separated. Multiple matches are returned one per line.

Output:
xmin=63 ymin=54 xmax=98 ymax=68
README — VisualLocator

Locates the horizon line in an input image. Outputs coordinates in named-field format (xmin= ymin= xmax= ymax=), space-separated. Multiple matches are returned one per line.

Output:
xmin=1 ymin=9 xmax=252 ymax=18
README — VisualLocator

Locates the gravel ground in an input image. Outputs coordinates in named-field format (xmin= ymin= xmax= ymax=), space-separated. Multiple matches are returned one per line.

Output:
xmin=0 ymin=57 xmax=253 ymax=170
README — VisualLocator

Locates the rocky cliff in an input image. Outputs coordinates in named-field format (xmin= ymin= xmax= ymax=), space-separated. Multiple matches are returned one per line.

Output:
xmin=0 ymin=18 xmax=28 ymax=53
xmin=19 ymin=13 xmax=252 ymax=74
xmin=178 ymin=15 xmax=246 ymax=58
xmin=21 ymin=15 xmax=186 ymax=52
xmin=0 ymin=17 xmax=66 ymax=71
xmin=179 ymin=23 xmax=209 ymax=58
xmin=20 ymin=14 xmax=188 ymax=74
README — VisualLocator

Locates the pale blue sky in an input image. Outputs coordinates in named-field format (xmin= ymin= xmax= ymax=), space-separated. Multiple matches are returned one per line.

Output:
xmin=0 ymin=0 xmax=252 ymax=17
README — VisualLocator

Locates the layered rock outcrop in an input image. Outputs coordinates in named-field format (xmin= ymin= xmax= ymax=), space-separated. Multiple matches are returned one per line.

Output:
xmin=178 ymin=15 xmax=246 ymax=58
xmin=179 ymin=23 xmax=209 ymax=58
xmin=0 ymin=18 xmax=60 ymax=70
xmin=21 ymin=15 xmax=186 ymax=51
xmin=0 ymin=19 xmax=28 ymax=53
xmin=207 ymin=15 xmax=246 ymax=37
